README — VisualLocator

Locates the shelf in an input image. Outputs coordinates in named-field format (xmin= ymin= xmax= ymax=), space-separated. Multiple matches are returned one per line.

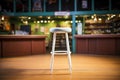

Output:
xmin=110 ymin=17 xmax=120 ymax=34
xmin=84 ymin=22 xmax=112 ymax=34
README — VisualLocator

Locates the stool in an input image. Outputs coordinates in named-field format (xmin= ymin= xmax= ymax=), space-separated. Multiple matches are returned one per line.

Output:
xmin=50 ymin=27 xmax=72 ymax=73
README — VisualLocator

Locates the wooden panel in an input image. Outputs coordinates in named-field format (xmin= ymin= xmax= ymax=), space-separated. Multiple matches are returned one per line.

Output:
xmin=31 ymin=39 xmax=46 ymax=54
xmin=0 ymin=35 xmax=46 ymax=57
xmin=2 ymin=40 xmax=31 ymax=57
xmin=0 ymin=41 xmax=1 ymax=57
xmin=96 ymin=39 xmax=116 ymax=55
xmin=88 ymin=39 xmax=96 ymax=54
xmin=76 ymin=39 xmax=88 ymax=54
xmin=75 ymin=34 xmax=120 ymax=55
xmin=116 ymin=39 xmax=120 ymax=55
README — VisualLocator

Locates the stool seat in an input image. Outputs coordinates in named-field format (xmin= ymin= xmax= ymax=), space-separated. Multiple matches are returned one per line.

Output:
xmin=50 ymin=27 xmax=71 ymax=33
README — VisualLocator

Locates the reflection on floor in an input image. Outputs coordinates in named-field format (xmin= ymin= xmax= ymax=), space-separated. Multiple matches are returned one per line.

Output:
xmin=0 ymin=54 xmax=120 ymax=80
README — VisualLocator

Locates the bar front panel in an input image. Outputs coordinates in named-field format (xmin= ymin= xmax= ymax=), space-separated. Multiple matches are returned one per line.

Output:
xmin=0 ymin=35 xmax=46 ymax=57
xmin=75 ymin=34 xmax=120 ymax=55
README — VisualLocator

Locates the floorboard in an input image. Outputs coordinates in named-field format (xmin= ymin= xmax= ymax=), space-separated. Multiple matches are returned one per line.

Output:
xmin=0 ymin=54 xmax=120 ymax=80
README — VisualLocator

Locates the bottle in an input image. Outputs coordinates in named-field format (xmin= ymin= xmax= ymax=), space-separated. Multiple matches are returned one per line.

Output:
xmin=77 ymin=22 xmax=82 ymax=35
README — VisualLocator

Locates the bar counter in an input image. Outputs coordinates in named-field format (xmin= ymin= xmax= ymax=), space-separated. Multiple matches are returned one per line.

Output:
xmin=0 ymin=35 xmax=46 ymax=57
xmin=75 ymin=34 xmax=120 ymax=55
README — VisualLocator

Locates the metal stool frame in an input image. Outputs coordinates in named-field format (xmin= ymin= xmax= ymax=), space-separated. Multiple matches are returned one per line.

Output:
xmin=50 ymin=31 xmax=72 ymax=73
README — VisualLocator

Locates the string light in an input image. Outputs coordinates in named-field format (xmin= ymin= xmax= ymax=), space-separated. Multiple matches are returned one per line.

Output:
xmin=51 ymin=20 xmax=54 ymax=23
xmin=94 ymin=17 xmax=97 ymax=21
xmin=28 ymin=17 xmax=31 ymax=19
xmin=34 ymin=21 xmax=36 ymax=23
xmin=1 ymin=16 xmax=4 ymax=20
xmin=23 ymin=21 xmax=28 ymax=24
xmin=37 ymin=21 xmax=40 ymax=23
xmin=98 ymin=18 xmax=102 ymax=21
xmin=44 ymin=20 xmax=47 ymax=23
xmin=48 ymin=20 xmax=50 ymax=23
xmin=47 ymin=16 xmax=51 ymax=19
xmin=91 ymin=15 xmax=94 ymax=19
xmin=41 ymin=20 xmax=43 ymax=23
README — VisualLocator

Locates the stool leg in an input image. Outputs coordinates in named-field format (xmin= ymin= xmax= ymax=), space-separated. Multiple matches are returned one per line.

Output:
xmin=50 ymin=53 xmax=54 ymax=73
xmin=65 ymin=33 xmax=70 ymax=53
xmin=50 ymin=32 xmax=56 ymax=73
xmin=68 ymin=53 xmax=72 ymax=73
xmin=65 ymin=33 xmax=72 ymax=73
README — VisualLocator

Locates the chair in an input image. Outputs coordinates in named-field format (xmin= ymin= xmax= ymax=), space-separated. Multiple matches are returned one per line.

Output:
xmin=50 ymin=27 xmax=72 ymax=73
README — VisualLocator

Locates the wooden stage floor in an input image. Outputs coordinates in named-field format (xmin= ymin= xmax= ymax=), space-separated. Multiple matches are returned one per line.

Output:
xmin=0 ymin=54 xmax=120 ymax=80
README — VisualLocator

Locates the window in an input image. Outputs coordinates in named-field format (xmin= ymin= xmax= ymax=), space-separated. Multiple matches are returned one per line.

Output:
xmin=94 ymin=0 xmax=109 ymax=10
xmin=46 ymin=0 xmax=59 ymax=12
xmin=0 ymin=0 xmax=13 ymax=12
xmin=16 ymin=0 xmax=29 ymax=12
xmin=112 ymin=0 xmax=120 ymax=10
xmin=77 ymin=0 xmax=91 ymax=11
xmin=61 ymin=0 xmax=74 ymax=11
xmin=32 ymin=0 xmax=43 ymax=12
